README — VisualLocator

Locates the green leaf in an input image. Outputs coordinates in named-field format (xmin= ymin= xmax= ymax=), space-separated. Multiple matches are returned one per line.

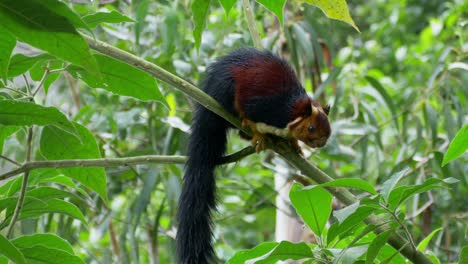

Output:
xmin=320 ymin=178 xmax=377 ymax=195
xmin=0 ymin=27 xmax=15 ymax=81
xmin=0 ymin=234 xmax=26 ymax=264
xmin=329 ymin=205 xmax=377 ymax=242
xmin=340 ymin=245 xmax=368 ymax=264
xmin=82 ymin=11 xmax=135 ymax=28
xmin=0 ymin=125 xmax=19 ymax=154
xmin=0 ymin=0 xmax=98 ymax=72
xmin=256 ymin=0 xmax=287 ymax=25
xmin=333 ymin=202 xmax=359 ymax=224
xmin=20 ymin=246 xmax=84 ymax=264
xmin=366 ymin=230 xmax=393 ymax=264
xmin=40 ymin=123 xmax=108 ymax=201
xmin=192 ymin=0 xmax=211 ymax=50
xmin=20 ymin=198 xmax=86 ymax=223
xmin=365 ymin=76 xmax=399 ymax=131
xmin=7 ymin=53 xmax=54 ymax=78
xmin=254 ymin=241 xmax=313 ymax=263
xmin=289 ymin=182 xmax=332 ymax=236
xmin=380 ymin=168 xmax=409 ymax=201
xmin=67 ymin=54 xmax=165 ymax=104
xmin=0 ymin=100 xmax=75 ymax=132
xmin=227 ymin=242 xmax=278 ymax=264
xmin=219 ymin=0 xmax=237 ymax=14
xmin=442 ymin=123 xmax=468 ymax=166
xmin=417 ymin=227 xmax=442 ymax=251
xmin=27 ymin=186 xmax=81 ymax=202
xmin=387 ymin=178 xmax=453 ymax=210
xmin=301 ymin=0 xmax=359 ymax=32
xmin=459 ymin=246 xmax=468 ymax=264
xmin=12 ymin=234 xmax=74 ymax=255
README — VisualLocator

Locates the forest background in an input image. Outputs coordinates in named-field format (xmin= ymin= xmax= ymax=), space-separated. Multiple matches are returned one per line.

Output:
xmin=0 ymin=0 xmax=467 ymax=263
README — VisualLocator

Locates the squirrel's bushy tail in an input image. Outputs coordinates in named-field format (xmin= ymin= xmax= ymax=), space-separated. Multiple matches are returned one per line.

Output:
xmin=176 ymin=105 xmax=229 ymax=264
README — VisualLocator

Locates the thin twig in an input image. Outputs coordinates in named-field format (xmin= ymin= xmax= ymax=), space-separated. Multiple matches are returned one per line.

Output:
xmin=0 ymin=154 xmax=21 ymax=167
xmin=7 ymin=127 xmax=33 ymax=238
xmin=0 ymin=147 xmax=255 ymax=181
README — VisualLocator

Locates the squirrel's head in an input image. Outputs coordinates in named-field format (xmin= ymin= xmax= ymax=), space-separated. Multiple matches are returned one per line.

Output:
xmin=288 ymin=98 xmax=331 ymax=148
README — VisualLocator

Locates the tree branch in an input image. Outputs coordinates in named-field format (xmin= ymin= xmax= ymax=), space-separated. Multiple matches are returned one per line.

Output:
xmin=0 ymin=147 xmax=255 ymax=181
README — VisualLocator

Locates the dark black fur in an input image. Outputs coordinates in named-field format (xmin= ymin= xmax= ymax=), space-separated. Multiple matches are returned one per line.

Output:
xmin=176 ymin=48 xmax=306 ymax=263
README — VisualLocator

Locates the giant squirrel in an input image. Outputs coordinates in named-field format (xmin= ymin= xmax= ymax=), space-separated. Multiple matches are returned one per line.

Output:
xmin=176 ymin=48 xmax=331 ymax=263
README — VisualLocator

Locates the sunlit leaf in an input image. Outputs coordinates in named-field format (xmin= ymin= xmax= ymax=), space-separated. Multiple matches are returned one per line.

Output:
xmin=417 ymin=227 xmax=442 ymax=251
xmin=442 ymin=123 xmax=468 ymax=166
xmin=366 ymin=230 xmax=393 ymax=264
xmin=300 ymin=0 xmax=359 ymax=32
xmin=12 ymin=234 xmax=74 ymax=255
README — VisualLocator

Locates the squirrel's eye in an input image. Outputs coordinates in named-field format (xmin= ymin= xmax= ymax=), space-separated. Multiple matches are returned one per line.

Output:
xmin=308 ymin=125 xmax=316 ymax=133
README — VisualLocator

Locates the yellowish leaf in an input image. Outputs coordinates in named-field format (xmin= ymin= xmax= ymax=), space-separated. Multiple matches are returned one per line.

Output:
xmin=301 ymin=0 xmax=360 ymax=32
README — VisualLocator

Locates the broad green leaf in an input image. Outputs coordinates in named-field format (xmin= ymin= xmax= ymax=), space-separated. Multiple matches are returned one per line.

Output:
xmin=12 ymin=234 xmax=74 ymax=254
xmin=7 ymin=53 xmax=54 ymax=78
xmin=320 ymin=178 xmax=377 ymax=195
xmin=227 ymin=242 xmax=278 ymax=264
xmin=0 ymin=234 xmax=26 ymax=264
xmin=68 ymin=54 xmax=165 ymax=103
xmin=0 ymin=27 xmax=15 ymax=80
xmin=333 ymin=202 xmax=359 ymax=224
xmin=20 ymin=245 xmax=84 ymax=264
xmin=301 ymin=0 xmax=359 ymax=32
xmin=289 ymin=182 xmax=332 ymax=236
xmin=442 ymin=123 xmax=468 ymax=166
xmin=219 ymin=0 xmax=237 ymax=14
xmin=459 ymin=246 xmax=468 ymax=264
xmin=417 ymin=227 xmax=442 ymax=251
xmin=380 ymin=168 xmax=409 ymax=201
xmin=340 ymin=245 xmax=368 ymax=264
xmin=365 ymin=76 xmax=399 ymax=131
xmin=40 ymin=123 xmax=107 ymax=201
xmin=329 ymin=206 xmax=377 ymax=242
xmin=0 ymin=0 xmax=98 ymax=72
xmin=256 ymin=0 xmax=287 ymax=25
xmin=192 ymin=0 xmax=211 ymax=50
xmin=254 ymin=241 xmax=314 ymax=264
xmin=0 ymin=125 xmax=19 ymax=154
xmin=387 ymin=178 xmax=453 ymax=210
xmin=38 ymin=0 xmax=90 ymax=32
xmin=82 ymin=11 xmax=135 ymax=28
xmin=366 ymin=230 xmax=393 ymax=264
xmin=27 ymin=186 xmax=81 ymax=202
xmin=20 ymin=198 xmax=86 ymax=223
xmin=0 ymin=100 xmax=74 ymax=132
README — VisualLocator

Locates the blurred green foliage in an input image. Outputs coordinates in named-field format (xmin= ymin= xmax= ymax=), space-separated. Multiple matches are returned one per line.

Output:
xmin=0 ymin=0 xmax=466 ymax=263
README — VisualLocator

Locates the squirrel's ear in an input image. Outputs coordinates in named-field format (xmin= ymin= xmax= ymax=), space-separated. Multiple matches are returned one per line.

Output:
xmin=323 ymin=104 xmax=331 ymax=115
xmin=303 ymin=103 xmax=312 ymax=116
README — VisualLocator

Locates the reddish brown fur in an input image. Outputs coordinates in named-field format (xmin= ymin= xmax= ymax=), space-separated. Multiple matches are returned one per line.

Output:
xmin=231 ymin=57 xmax=297 ymax=108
